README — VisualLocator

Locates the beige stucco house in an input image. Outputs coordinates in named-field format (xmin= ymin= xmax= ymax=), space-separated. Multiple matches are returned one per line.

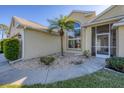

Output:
xmin=9 ymin=16 xmax=61 ymax=60
xmin=9 ymin=5 xmax=124 ymax=60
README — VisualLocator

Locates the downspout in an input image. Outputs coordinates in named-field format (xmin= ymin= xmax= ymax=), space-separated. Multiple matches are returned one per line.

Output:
xmin=21 ymin=26 xmax=26 ymax=60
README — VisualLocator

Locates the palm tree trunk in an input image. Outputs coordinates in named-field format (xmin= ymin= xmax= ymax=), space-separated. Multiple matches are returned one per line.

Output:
xmin=60 ymin=29 xmax=64 ymax=56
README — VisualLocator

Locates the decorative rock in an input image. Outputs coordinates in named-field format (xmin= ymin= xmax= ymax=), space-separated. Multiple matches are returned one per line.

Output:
xmin=70 ymin=60 xmax=83 ymax=65
xmin=12 ymin=52 xmax=87 ymax=70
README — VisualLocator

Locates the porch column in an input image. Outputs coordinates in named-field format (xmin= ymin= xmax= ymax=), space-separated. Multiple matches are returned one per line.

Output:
xmin=81 ymin=27 xmax=86 ymax=52
xmin=84 ymin=27 xmax=92 ymax=53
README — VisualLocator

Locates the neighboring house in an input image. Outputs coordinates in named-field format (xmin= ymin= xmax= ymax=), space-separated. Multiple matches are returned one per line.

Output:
xmin=9 ymin=5 xmax=124 ymax=60
xmin=0 ymin=30 xmax=7 ymax=40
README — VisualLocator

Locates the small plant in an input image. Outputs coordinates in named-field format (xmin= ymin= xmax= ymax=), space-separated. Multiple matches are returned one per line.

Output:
xmin=106 ymin=57 xmax=124 ymax=72
xmin=40 ymin=56 xmax=55 ymax=65
xmin=83 ymin=50 xmax=90 ymax=58
xmin=3 ymin=38 xmax=20 ymax=61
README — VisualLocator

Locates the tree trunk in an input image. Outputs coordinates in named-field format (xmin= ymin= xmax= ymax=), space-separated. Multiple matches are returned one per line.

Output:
xmin=60 ymin=29 xmax=64 ymax=56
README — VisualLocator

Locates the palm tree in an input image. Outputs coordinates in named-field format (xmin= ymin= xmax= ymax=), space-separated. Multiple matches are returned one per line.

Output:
xmin=0 ymin=24 xmax=9 ymax=39
xmin=48 ymin=15 xmax=75 ymax=56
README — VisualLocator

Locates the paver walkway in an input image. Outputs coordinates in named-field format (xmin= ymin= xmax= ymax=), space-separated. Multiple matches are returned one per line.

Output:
xmin=0 ymin=57 xmax=106 ymax=85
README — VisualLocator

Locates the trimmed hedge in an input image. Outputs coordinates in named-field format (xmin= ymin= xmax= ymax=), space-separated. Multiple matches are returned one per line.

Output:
xmin=0 ymin=40 xmax=3 ymax=53
xmin=106 ymin=57 xmax=124 ymax=72
xmin=40 ymin=56 xmax=55 ymax=65
xmin=0 ymin=39 xmax=7 ymax=53
xmin=3 ymin=38 xmax=20 ymax=61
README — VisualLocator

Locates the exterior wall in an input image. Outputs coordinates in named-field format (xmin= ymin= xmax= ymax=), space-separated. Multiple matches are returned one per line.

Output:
xmin=69 ymin=12 xmax=96 ymax=24
xmin=81 ymin=27 xmax=86 ymax=52
xmin=9 ymin=26 xmax=24 ymax=37
xmin=23 ymin=29 xmax=61 ymax=60
xmin=117 ymin=26 xmax=124 ymax=57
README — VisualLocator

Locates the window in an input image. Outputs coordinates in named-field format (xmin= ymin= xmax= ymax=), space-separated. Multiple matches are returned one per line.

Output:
xmin=96 ymin=24 xmax=109 ymax=33
xmin=67 ymin=22 xmax=81 ymax=49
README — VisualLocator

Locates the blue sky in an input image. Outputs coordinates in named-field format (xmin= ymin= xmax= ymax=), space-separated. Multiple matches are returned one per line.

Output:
xmin=0 ymin=5 xmax=110 ymax=27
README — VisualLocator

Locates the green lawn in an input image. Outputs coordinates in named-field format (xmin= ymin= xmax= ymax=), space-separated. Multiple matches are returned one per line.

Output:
xmin=0 ymin=69 xmax=124 ymax=88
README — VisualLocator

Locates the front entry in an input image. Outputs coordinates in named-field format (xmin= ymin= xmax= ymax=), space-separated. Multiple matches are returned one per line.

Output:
xmin=92 ymin=24 xmax=116 ymax=58
xmin=96 ymin=33 xmax=110 ymax=58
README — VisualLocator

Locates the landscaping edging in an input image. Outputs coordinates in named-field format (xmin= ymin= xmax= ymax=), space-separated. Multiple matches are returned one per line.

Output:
xmin=104 ymin=67 xmax=124 ymax=74
xmin=9 ymin=58 xmax=23 ymax=65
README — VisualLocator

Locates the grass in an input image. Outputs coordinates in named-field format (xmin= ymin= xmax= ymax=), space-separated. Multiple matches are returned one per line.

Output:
xmin=0 ymin=69 xmax=124 ymax=88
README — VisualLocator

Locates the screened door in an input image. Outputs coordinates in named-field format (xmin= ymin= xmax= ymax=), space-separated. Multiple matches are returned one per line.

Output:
xmin=96 ymin=33 xmax=110 ymax=58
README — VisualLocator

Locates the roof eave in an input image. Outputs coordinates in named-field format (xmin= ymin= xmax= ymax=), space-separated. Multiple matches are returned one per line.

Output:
xmin=68 ymin=10 xmax=96 ymax=18
xmin=25 ymin=27 xmax=59 ymax=36
xmin=113 ymin=21 xmax=124 ymax=27
xmin=83 ymin=15 xmax=124 ymax=27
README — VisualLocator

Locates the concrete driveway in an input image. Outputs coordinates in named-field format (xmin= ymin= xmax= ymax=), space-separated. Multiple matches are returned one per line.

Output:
xmin=0 ymin=54 xmax=7 ymax=62
xmin=0 ymin=57 xmax=106 ymax=85
xmin=0 ymin=54 xmax=12 ymax=73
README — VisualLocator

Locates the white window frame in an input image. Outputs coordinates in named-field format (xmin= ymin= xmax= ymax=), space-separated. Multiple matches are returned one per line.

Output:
xmin=67 ymin=22 xmax=81 ymax=50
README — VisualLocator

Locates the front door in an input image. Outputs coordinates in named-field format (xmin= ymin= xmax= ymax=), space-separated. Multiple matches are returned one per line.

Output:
xmin=96 ymin=33 xmax=110 ymax=58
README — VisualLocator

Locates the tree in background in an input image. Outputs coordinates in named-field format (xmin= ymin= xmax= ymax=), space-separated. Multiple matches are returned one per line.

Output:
xmin=0 ymin=24 xmax=9 ymax=39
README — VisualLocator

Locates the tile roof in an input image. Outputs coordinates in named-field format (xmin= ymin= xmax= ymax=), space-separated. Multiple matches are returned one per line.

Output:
xmin=13 ymin=16 xmax=48 ymax=31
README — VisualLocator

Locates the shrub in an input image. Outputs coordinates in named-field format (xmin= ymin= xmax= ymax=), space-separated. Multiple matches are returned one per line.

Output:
xmin=0 ymin=40 xmax=3 ymax=53
xmin=0 ymin=39 xmax=7 ymax=53
xmin=3 ymin=38 xmax=20 ymax=61
xmin=40 ymin=56 xmax=55 ymax=65
xmin=83 ymin=50 xmax=90 ymax=58
xmin=106 ymin=57 xmax=124 ymax=72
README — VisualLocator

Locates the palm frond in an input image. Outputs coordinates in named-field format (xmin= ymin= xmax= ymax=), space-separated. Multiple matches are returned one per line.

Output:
xmin=48 ymin=15 xmax=75 ymax=32
xmin=0 ymin=24 xmax=9 ymax=34
xmin=0 ymin=24 xmax=8 ymax=30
